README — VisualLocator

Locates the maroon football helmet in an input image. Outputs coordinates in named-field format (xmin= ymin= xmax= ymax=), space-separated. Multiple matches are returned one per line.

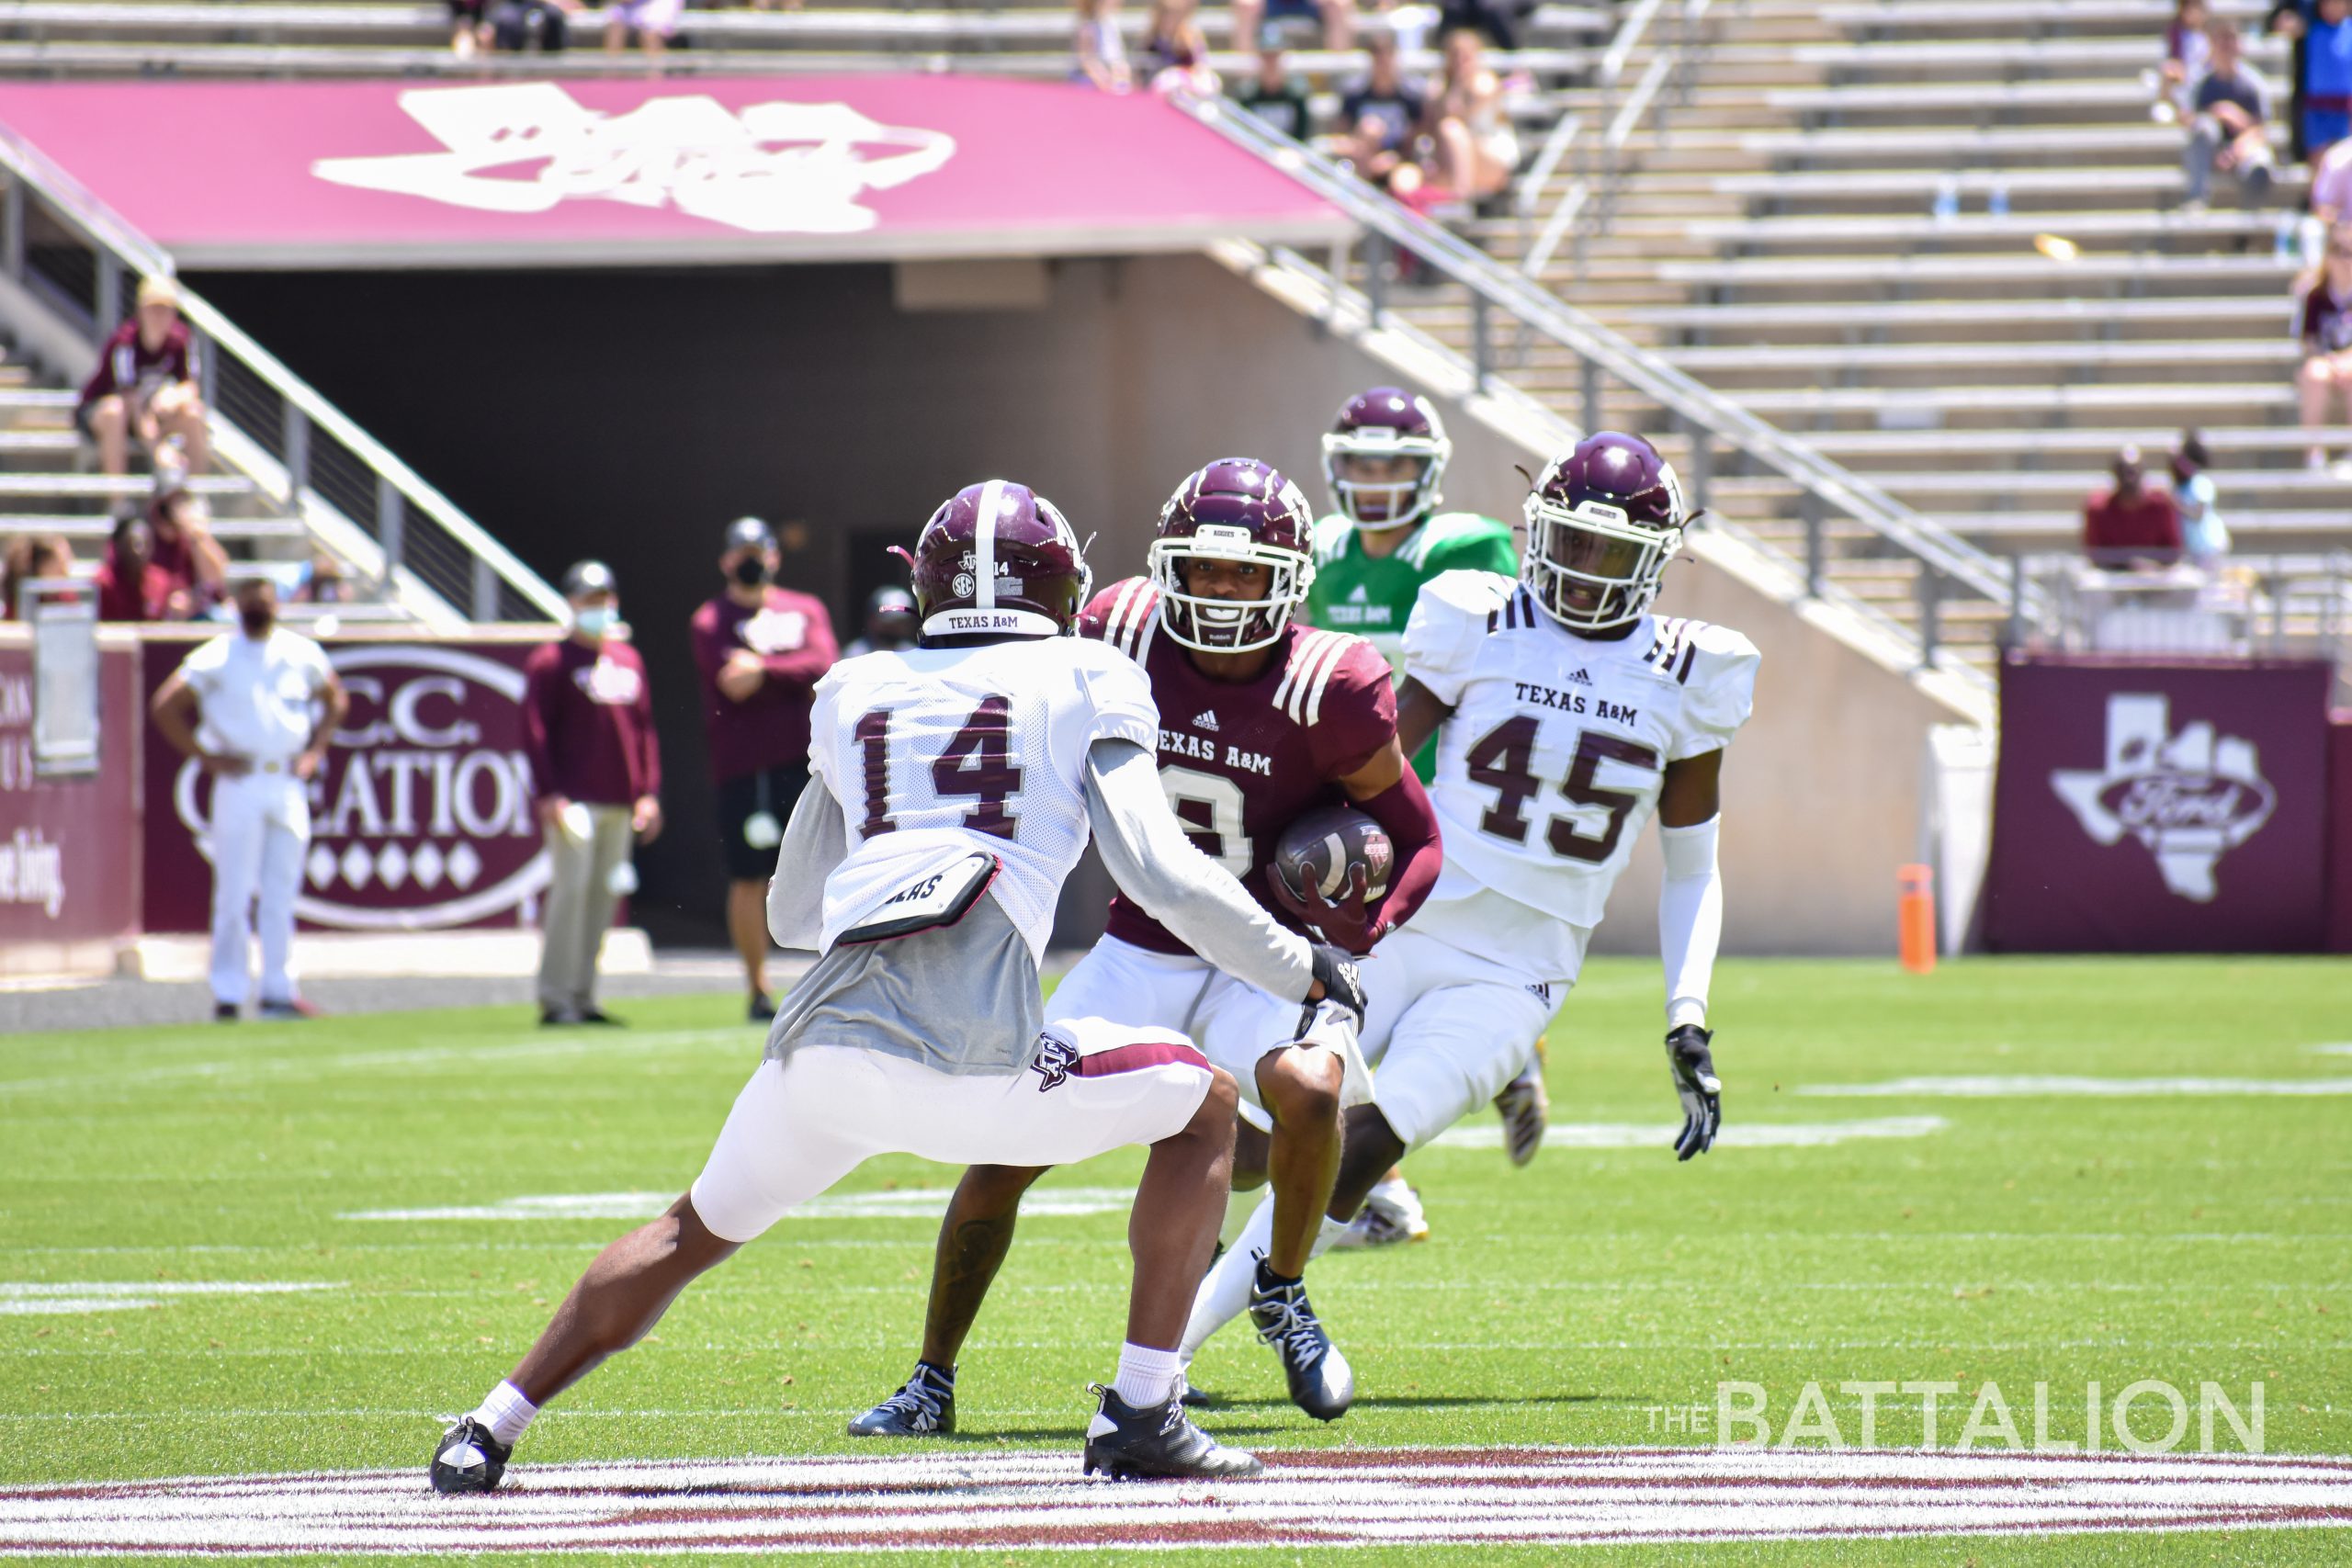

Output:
xmin=904 ymin=479 xmax=1091 ymax=641
xmin=1521 ymin=432 xmax=1690 ymax=633
xmin=1148 ymin=457 xmax=1317 ymax=653
xmin=1321 ymin=387 xmax=1452 ymax=529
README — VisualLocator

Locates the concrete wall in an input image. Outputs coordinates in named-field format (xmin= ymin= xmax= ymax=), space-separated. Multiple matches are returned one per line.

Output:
xmin=196 ymin=252 xmax=1960 ymax=955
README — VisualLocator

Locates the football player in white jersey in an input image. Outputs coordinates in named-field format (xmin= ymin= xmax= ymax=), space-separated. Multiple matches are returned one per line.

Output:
xmin=1175 ymin=431 xmax=1758 ymax=1374
xmin=427 ymin=480 xmax=1367 ymax=1491
xmin=846 ymin=459 xmax=1442 ymax=1438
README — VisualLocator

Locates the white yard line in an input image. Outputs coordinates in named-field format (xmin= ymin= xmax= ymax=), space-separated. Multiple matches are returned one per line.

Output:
xmin=2 ymin=1446 xmax=2346 ymax=1553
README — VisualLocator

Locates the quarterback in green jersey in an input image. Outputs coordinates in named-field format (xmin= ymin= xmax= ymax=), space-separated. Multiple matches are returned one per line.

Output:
xmin=1298 ymin=387 xmax=1545 ymax=1249
xmin=1305 ymin=387 xmax=1517 ymax=671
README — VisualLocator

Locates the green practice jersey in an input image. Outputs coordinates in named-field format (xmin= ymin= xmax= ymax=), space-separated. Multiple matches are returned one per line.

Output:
xmin=1303 ymin=511 xmax=1517 ymax=777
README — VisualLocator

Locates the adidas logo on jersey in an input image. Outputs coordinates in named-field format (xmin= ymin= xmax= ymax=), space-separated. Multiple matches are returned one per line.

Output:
xmin=1346 ymin=585 xmax=1370 ymax=604
xmin=1193 ymin=710 xmax=1220 ymax=732
xmin=1565 ymin=669 xmax=1594 ymax=686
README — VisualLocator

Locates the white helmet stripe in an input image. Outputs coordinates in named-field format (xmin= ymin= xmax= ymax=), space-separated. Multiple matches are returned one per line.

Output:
xmin=974 ymin=479 xmax=1006 ymax=611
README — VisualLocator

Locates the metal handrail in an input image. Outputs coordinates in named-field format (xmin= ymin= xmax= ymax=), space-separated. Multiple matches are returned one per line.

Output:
xmin=0 ymin=123 xmax=565 ymax=625
xmin=1182 ymin=94 xmax=2043 ymax=638
xmin=1571 ymin=0 xmax=1709 ymax=278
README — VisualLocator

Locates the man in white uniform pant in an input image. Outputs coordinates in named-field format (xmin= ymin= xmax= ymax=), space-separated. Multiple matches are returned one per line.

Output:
xmin=151 ymin=579 xmax=347 ymax=1021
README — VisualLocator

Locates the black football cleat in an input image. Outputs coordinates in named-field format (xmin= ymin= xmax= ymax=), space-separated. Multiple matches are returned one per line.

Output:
xmin=749 ymin=991 xmax=777 ymax=1023
xmin=429 ymin=1416 xmax=512 ymax=1495
xmin=846 ymin=1363 xmax=955 ymax=1437
xmin=1081 ymin=1384 xmax=1262 ymax=1480
xmin=1250 ymin=1272 xmax=1354 ymax=1421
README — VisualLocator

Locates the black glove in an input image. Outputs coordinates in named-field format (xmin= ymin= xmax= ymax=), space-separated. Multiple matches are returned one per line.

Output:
xmin=1665 ymin=1024 xmax=1721 ymax=1161
xmin=1305 ymin=942 xmax=1368 ymax=1032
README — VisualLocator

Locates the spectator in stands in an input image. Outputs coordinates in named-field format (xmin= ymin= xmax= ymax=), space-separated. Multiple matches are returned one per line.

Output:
xmin=1238 ymin=44 xmax=1315 ymax=139
xmin=2298 ymin=0 xmax=2352 ymax=161
xmin=2082 ymin=446 xmax=2185 ymax=568
xmin=1148 ymin=22 xmax=1221 ymax=95
xmin=1439 ymin=0 xmax=1532 ymax=52
xmin=0 ymin=535 xmax=71 ymax=621
xmin=1422 ymin=27 xmax=1517 ymax=204
xmin=2297 ymin=221 xmax=2352 ymax=467
xmin=1074 ymin=0 xmax=1133 ymax=92
xmin=147 ymin=471 xmax=230 ymax=617
xmin=604 ymin=0 xmax=679 ymax=60
xmin=447 ymin=0 xmax=487 ymax=55
xmin=96 ymin=516 xmax=184 ymax=623
xmin=2159 ymin=0 xmax=2213 ymax=122
xmin=1331 ymin=28 xmax=1427 ymax=189
xmin=1235 ymin=0 xmax=1352 ymax=55
xmin=689 ymin=517 xmax=838 ymax=1023
xmin=2183 ymin=22 xmax=2277 ymax=211
xmin=525 ymin=560 xmax=662 ymax=1028
xmin=2271 ymin=2 xmax=2314 ymax=159
xmin=293 ymin=550 xmax=354 ymax=606
xmin=843 ymin=585 xmax=919 ymax=658
xmin=487 ymin=0 xmax=573 ymax=51
xmin=77 ymin=276 xmax=209 ymax=481
xmin=1140 ymin=0 xmax=1194 ymax=75
xmin=2311 ymin=134 xmax=2352 ymax=224
xmin=2167 ymin=430 xmax=2233 ymax=568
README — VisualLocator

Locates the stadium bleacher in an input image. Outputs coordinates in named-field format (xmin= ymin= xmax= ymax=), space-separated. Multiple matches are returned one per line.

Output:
xmin=1349 ymin=0 xmax=2347 ymax=673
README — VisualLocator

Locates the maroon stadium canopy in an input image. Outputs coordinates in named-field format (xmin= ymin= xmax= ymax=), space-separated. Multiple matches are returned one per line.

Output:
xmin=0 ymin=76 xmax=1345 ymax=268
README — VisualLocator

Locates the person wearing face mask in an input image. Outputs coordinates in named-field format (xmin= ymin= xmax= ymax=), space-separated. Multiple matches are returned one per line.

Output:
xmin=689 ymin=518 xmax=839 ymax=1021
xmin=151 ymin=577 xmax=348 ymax=1021
xmin=525 ymin=560 xmax=665 ymax=1027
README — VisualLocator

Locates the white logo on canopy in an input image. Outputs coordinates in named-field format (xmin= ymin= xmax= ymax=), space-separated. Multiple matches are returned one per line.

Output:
xmin=312 ymin=82 xmax=956 ymax=235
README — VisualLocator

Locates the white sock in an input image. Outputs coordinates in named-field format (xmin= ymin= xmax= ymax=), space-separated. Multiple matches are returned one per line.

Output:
xmin=1113 ymin=1341 xmax=1185 ymax=1407
xmin=1312 ymin=1213 xmax=1352 ymax=1258
xmin=470 ymin=1380 xmax=537 ymax=1448
xmin=1181 ymin=1190 xmax=1275 ymax=1361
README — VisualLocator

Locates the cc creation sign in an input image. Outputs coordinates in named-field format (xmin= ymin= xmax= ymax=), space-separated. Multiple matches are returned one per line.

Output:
xmin=141 ymin=640 xmax=554 ymax=932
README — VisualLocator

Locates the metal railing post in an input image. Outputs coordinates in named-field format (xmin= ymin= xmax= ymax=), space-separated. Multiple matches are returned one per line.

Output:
xmin=1917 ymin=566 xmax=1942 ymax=670
xmin=1683 ymin=416 xmax=1712 ymax=514
xmin=1802 ymin=492 xmax=1824 ymax=598
xmin=2006 ymin=553 xmax=2027 ymax=649
xmin=1470 ymin=288 xmax=1491 ymax=391
xmin=1365 ymin=230 xmax=1386 ymax=321
xmin=94 ymin=250 xmax=122 ymax=333
xmin=378 ymin=476 xmax=405 ymax=584
xmin=1579 ymin=356 xmax=1602 ymax=438
xmin=473 ymin=556 xmax=501 ymax=623
xmin=1 ymin=179 xmax=22 ymax=282
xmin=280 ymin=404 xmax=310 ymax=508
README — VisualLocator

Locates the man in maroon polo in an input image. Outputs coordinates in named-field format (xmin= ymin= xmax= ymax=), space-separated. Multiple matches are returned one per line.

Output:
xmin=524 ymin=559 xmax=663 ymax=1027
xmin=689 ymin=516 xmax=838 ymax=1021
xmin=2082 ymin=446 xmax=2184 ymax=569
xmin=77 ymin=275 xmax=210 ymax=479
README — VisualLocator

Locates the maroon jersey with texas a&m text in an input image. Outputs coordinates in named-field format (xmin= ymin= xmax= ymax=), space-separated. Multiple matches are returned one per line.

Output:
xmin=1083 ymin=577 xmax=1396 ymax=956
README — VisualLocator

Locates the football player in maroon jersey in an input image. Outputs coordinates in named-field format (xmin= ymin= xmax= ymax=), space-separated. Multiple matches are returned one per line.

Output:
xmin=848 ymin=458 xmax=1442 ymax=1434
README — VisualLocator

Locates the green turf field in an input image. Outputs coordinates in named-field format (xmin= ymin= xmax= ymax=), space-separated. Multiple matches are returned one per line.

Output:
xmin=3 ymin=955 xmax=2349 ymax=1562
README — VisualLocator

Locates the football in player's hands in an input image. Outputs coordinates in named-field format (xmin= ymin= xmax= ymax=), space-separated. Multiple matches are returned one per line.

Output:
xmin=1269 ymin=805 xmax=1393 ymax=952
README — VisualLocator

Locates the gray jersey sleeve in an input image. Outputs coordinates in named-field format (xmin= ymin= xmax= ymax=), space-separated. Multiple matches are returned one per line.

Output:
xmin=766 ymin=781 xmax=850 ymax=953
xmin=1082 ymin=736 xmax=1315 ymax=1003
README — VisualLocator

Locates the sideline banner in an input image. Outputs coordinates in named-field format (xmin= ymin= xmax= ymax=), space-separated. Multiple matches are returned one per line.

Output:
xmin=0 ymin=643 xmax=141 ymax=960
xmin=0 ymin=76 xmax=1345 ymax=268
xmin=1983 ymin=656 xmax=2332 ymax=953
xmin=2332 ymin=712 xmax=2352 ymax=955
xmin=141 ymin=638 xmax=557 ymax=933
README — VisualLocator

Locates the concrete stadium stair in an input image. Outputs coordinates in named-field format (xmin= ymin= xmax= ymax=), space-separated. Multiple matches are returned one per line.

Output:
xmin=1360 ymin=0 xmax=2345 ymax=678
